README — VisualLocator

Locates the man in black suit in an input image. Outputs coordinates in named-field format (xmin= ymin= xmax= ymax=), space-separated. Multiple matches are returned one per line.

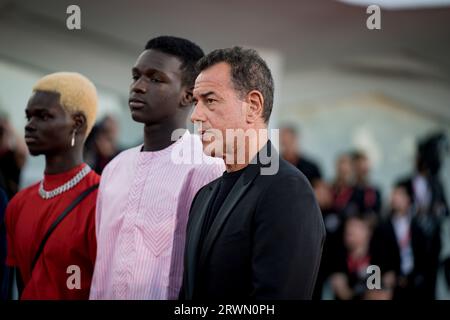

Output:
xmin=181 ymin=47 xmax=325 ymax=300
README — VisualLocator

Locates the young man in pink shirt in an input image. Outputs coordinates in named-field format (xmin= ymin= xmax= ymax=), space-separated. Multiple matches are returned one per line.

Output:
xmin=89 ymin=36 xmax=224 ymax=300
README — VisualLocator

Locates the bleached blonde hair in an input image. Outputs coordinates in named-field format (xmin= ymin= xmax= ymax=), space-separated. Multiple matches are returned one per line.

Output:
xmin=32 ymin=72 xmax=98 ymax=138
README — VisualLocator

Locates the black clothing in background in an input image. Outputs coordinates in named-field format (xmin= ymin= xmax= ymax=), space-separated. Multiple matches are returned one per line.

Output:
xmin=371 ymin=215 xmax=440 ymax=300
xmin=0 ymin=150 xmax=21 ymax=199
xmin=295 ymin=157 xmax=322 ymax=185
xmin=349 ymin=185 xmax=382 ymax=216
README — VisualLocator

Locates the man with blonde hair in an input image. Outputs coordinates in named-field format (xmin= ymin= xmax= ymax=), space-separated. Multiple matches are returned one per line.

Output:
xmin=5 ymin=72 xmax=100 ymax=299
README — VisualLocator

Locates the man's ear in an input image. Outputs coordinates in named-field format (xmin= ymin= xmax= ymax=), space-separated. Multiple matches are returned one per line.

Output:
xmin=72 ymin=112 xmax=87 ymax=136
xmin=180 ymin=87 xmax=194 ymax=108
xmin=245 ymin=90 xmax=265 ymax=124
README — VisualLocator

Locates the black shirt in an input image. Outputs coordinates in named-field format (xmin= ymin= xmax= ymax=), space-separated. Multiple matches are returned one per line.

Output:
xmin=198 ymin=168 xmax=245 ymax=256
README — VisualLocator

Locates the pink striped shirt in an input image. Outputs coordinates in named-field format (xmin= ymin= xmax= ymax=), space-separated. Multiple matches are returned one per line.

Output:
xmin=89 ymin=131 xmax=224 ymax=300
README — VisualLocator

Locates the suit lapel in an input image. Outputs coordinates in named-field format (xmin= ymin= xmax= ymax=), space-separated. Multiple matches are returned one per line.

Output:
xmin=191 ymin=141 xmax=277 ymax=295
xmin=198 ymin=163 xmax=260 ymax=269
xmin=185 ymin=181 xmax=220 ymax=299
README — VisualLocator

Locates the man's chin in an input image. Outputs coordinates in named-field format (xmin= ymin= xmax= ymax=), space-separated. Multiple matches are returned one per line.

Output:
xmin=130 ymin=109 xmax=161 ymax=125
xmin=130 ymin=111 xmax=148 ymax=123
xmin=201 ymin=141 xmax=212 ymax=156
xmin=27 ymin=148 xmax=42 ymax=156
xmin=202 ymin=140 xmax=223 ymax=159
xmin=203 ymin=149 xmax=215 ymax=158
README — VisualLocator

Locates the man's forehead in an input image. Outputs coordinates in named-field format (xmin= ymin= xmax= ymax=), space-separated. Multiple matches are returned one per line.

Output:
xmin=194 ymin=63 xmax=232 ymax=95
xmin=193 ymin=79 xmax=223 ymax=95
xmin=27 ymin=91 xmax=60 ymax=110
xmin=134 ymin=49 xmax=182 ymax=74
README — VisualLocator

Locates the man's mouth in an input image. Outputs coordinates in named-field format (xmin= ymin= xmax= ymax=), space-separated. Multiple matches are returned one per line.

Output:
xmin=129 ymin=98 xmax=147 ymax=109
xmin=24 ymin=135 xmax=38 ymax=144
xmin=199 ymin=129 xmax=214 ymax=142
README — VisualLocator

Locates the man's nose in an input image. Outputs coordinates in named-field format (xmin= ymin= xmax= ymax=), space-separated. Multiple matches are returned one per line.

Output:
xmin=25 ymin=120 xmax=37 ymax=133
xmin=131 ymin=77 xmax=147 ymax=93
xmin=190 ymin=104 xmax=205 ymax=123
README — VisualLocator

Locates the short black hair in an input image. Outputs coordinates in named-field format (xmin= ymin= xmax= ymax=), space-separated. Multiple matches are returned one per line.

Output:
xmin=394 ymin=179 xmax=414 ymax=202
xmin=351 ymin=150 xmax=367 ymax=161
xmin=145 ymin=36 xmax=204 ymax=88
xmin=197 ymin=46 xmax=274 ymax=123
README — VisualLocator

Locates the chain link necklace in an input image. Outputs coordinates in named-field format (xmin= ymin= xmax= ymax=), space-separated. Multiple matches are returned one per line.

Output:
xmin=39 ymin=165 xmax=92 ymax=200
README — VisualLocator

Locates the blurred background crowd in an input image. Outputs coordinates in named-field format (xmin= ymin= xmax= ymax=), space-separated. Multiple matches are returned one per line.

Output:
xmin=0 ymin=0 xmax=449 ymax=300
xmin=279 ymin=126 xmax=449 ymax=300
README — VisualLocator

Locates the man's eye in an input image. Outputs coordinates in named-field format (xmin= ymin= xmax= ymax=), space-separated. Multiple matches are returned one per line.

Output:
xmin=150 ymin=77 xmax=162 ymax=83
xmin=132 ymin=75 xmax=139 ymax=81
xmin=206 ymin=98 xmax=215 ymax=104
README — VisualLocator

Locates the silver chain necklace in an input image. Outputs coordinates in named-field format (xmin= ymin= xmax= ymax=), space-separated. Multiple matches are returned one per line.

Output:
xmin=39 ymin=165 xmax=92 ymax=200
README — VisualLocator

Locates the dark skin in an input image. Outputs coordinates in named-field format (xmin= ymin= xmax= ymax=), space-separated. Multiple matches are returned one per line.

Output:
xmin=24 ymin=90 xmax=88 ymax=174
xmin=10 ymin=90 xmax=89 ymax=298
xmin=129 ymin=49 xmax=193 ymax=152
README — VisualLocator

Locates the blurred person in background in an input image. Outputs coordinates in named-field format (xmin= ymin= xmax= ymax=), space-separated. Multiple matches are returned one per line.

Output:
xmin=332 ymin=153 xmax=356 ymax=216
xmin=371 ymin=180 xmax=437 ymax=300
xmin=398 ymin=132 xmax=449 ymax=299
xmin=350 ymin=150 xmax=382 ymax=219
xmin=440 ymin=213 xmax=450 ymax=297
xmin=408 ymin=133 xmax=449 ymax=218
xmin=313 ymin=179 xmax=341 ymax=299
xmin=0 ymin=187 xmax=8 ymax=300
xmin=84 ymin=115 xmax=121 ymax=174
xmin=329 ymin=214 xmax=375 ymax=300
xmin=279 ymin=125 xmax=322 ymax=185
xmin=0 ymin=113 xmax=27 ymax=199
xmin=313 ymin=153 xmax=356 ymax=299
xmin=4 ymin=72 xmax=100 ymax=299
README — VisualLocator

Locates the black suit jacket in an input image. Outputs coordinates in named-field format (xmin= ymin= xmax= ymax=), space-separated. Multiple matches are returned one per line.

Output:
xmin=181 ymin=143 xmax=326 ymax=300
